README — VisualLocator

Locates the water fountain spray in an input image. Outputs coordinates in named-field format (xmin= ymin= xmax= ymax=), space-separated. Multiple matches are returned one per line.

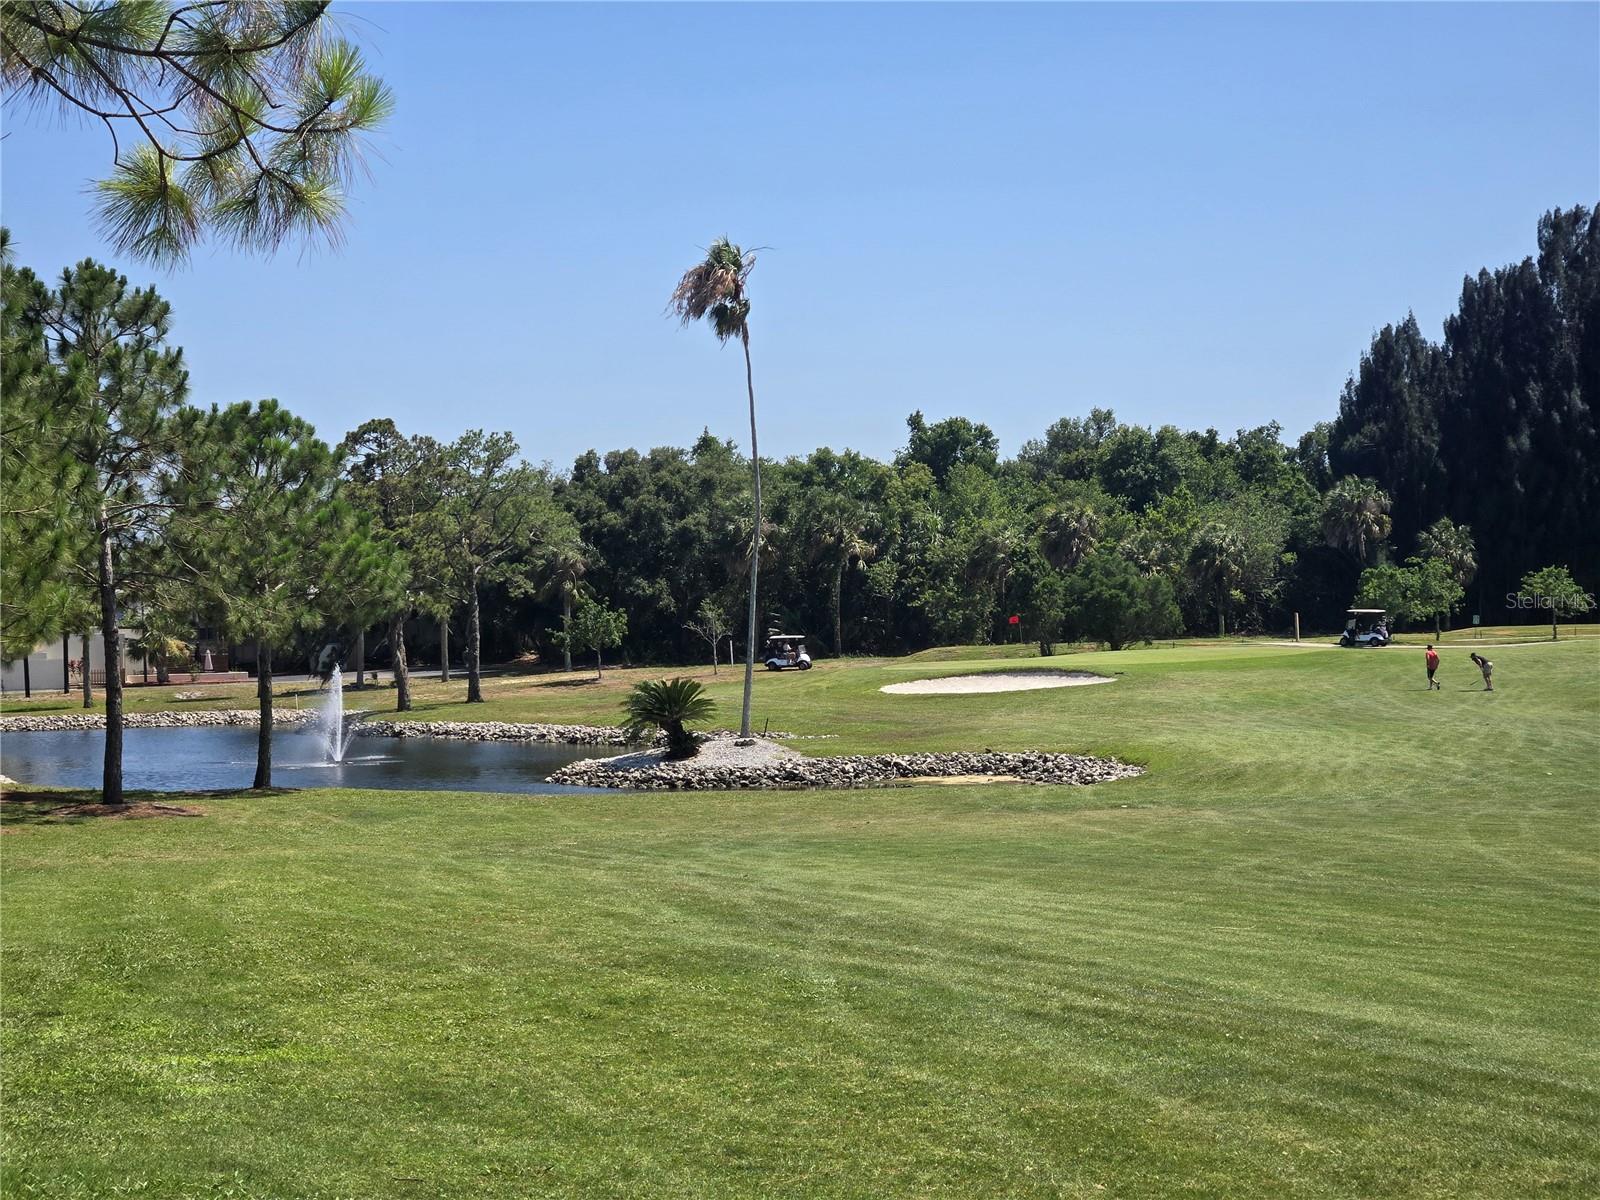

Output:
xmin=321 ymin=666 xmax=350 ymax=763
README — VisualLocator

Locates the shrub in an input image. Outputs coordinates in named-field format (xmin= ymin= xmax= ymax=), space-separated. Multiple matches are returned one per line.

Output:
xmin=622 ymin=677 xmax=716 ymax=759
xmin=1063 ymin=552 xmax=1182 ymax=650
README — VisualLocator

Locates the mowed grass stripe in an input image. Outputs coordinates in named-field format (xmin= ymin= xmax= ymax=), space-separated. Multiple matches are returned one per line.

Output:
xmin=3 ymin=640 xmax=1597 ymax=1197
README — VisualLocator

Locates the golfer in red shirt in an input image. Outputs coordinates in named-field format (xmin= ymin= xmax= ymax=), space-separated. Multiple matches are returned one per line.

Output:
xmin=1425 ymin=644 xmax=1440 ymax=690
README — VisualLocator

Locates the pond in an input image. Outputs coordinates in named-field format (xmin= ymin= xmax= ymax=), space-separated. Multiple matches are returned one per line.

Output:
xmin=0 ymin=726 xmax=620 ymax=794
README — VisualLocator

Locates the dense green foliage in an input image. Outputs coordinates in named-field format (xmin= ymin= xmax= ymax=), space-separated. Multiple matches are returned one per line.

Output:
xmin=1061 ymin=552 xmax=1182 ymax=650
xmin=1 ymin=245 xmax=409 ymax=795
xmin=0 ymin=233 xmax=80 ymax=659
xmin=1 ymin=253 xmax=193 ymax=800
xmin=1329 ymin=205 xmax=1598 ymax=608
xmin=172 ymin=399 xmax=402 ymax=787
xmin=4 ymin=207 xmax=1595 ymax=702
xmin=4 ymin=641 xmax=1596 ymax=1197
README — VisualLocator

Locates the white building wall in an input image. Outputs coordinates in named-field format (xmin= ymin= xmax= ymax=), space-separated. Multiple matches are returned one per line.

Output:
xmin=0 ymin=631 xmax=142 ymax=695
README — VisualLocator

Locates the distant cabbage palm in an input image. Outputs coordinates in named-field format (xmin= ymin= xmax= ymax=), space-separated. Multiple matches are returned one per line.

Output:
xmin=128 ymin=628 xmax=189 ymax=686
xmin=968 ymin=524 xmax=1024 ymax=614
xmin=671 ymin=239 xmax=761 ymax=736
xmin=1321 ymin=477 xmax=1392 ymax=566
xmin=540 ymin=540 xmax=590 ymax=673
xmin=1037 ymin=504 xmax=1101 ymax=571
xmin=800 ymin=492 xmax=877 ymax=656
xmin=1189 ymin=522 xmax=1246 ymax=637
xmin=1417 ymin=517 xmax=1477 ymax=589
xmin=622 ymin=677 xmax=716 ymax=760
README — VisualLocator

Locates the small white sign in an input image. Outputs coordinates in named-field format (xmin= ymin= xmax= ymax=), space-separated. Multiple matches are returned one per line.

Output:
xmin=1471 ymin=614 xmax=1481 ymax=626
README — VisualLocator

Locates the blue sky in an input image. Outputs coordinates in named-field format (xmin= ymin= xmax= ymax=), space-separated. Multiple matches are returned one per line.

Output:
xmin=4 ymin=2 xmax=1596 ymax=469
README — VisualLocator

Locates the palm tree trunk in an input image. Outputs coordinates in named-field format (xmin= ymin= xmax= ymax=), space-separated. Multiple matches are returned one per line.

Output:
xmin=391 ymin=612 xmax=411 ymax=712
xmin=466 ymin=573 xmax=483 ymax=703
xmin=352 ymin=627 xmax=366 ymax=689
xmin=80 ymin=633 xmax=92 ymax=708
xmin=253 ymin=640 xmax=273 ymax=789
xmin=833 ymin=558 xmax=845 ymax=657
xmin=62 ymin=634 xmax=70 ymax=693
xmin=96 ymin=519 xmax=124 ymax=804
xmin=562 ymin=593 xmax=573 ymax=673
xmin=740 ymin=329 xmax=761 ymax=738
xmin=439 ymin=617 xmax=450 ymax=682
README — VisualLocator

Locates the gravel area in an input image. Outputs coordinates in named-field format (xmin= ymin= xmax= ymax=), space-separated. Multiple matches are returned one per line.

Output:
xmin=577 ymin=734 xmax=802 ymax=775
xmin=551 ymin=737 xmax=1140 ymax=791
xmin=350 ymin=719 xmax=631 ymax=745
xmin=881 ymin=670 xmax=1114 ymax=695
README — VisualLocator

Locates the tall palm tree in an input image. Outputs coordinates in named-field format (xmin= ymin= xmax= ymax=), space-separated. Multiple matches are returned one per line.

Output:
xmin=1321 ymin=477 xmax=1393 ymax=566
xmin=671 ymin=238 xmax=762 ymax=736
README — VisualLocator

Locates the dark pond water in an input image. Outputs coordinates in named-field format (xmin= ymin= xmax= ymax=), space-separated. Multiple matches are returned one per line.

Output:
xmin=0 ymin=726 xmax=619 ymax=794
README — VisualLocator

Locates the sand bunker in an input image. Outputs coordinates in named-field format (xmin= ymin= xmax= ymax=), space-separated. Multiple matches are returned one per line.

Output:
xmin=881 ymin=670 xmax=1114 ymax=695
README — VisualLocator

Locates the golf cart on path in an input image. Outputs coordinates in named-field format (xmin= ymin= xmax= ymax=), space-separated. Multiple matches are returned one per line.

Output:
xmin=763 ymin=634 xmax=812 ymax=671
xmin=1341 ymin=609 xmax=1391 ymax=647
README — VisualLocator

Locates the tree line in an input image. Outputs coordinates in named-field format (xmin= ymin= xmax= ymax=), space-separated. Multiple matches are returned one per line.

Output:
xmin=3 ymin=207 xmax=1594 ymax=803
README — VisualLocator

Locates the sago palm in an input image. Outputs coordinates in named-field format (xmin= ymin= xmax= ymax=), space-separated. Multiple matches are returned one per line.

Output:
xmin=622 ymin=677 xmax=716 ymax=760
xmin=671 ymin=238 xmax=761 ymax=736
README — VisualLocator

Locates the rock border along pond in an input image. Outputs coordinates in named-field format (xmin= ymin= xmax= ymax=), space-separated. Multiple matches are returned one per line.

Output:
xmin=550 ymin=738 xmax=1142 ymax=791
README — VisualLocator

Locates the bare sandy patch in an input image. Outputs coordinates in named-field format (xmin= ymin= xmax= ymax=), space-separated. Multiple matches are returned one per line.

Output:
xmin=585 ymin=733 xmax=801 ymax=774
xmin=891 ymin=774 xmax=1026 ymax=786
xmin=0 ymin=794 xmax=206 ymax=821
xmin=881 ymin=670 xmax=1114 ymax=695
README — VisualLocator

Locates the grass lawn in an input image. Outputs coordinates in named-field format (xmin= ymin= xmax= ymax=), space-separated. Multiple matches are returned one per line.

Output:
xmin=3 ymin=640 xmax=1597 ymax=1197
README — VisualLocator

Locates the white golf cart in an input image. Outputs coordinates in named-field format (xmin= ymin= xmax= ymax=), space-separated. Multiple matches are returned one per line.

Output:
xmin=1340 ymin=608 xmax=1391 ymax=647
xmin=763 ymin=634 xmax=813 ymax=671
